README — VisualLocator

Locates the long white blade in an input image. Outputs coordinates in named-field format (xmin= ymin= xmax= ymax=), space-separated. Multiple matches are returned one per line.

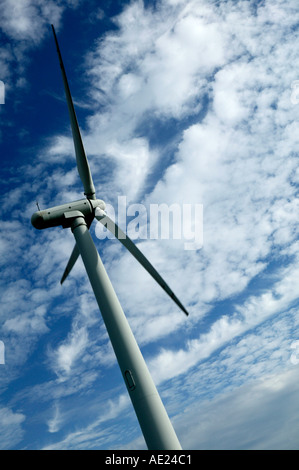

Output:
xmin=60 ymin=243 xmax=80 ymax=284
xmin=95 ymin=210 xmax=189 ymax=316
xmin=51 ymin=25 xmax=96 ymax=200
xmin=60 ymin=214 xmax=95 ymax=284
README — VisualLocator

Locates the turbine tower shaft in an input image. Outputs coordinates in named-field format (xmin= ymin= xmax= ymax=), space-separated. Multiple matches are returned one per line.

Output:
xmin=71 ymin=215 xmax=182 ymax=450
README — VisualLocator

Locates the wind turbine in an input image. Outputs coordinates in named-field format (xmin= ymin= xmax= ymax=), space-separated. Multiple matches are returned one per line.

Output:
xmin=31 ymin=25 xmax=189 ymax=450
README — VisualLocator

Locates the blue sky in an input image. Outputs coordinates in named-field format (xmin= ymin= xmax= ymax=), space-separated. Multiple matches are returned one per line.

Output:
xmin=0 ymin=0 xmax=299 ymax=450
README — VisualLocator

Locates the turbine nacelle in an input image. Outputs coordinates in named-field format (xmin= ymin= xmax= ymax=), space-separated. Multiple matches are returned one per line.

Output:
xmin=31 ymin=198 xmax=105 ymax=230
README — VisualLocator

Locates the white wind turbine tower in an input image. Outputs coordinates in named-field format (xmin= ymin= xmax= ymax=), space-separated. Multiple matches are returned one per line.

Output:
xmin=31 ymin=25 xmax=189 ymax=450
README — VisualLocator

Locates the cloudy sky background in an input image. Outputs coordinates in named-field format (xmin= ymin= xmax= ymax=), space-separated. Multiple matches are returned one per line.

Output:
xmin=0 ymin=0 xmax=298 ymax=449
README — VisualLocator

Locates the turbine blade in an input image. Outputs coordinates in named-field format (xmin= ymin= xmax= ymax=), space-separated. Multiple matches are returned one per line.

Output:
xmin=60 ymin=243 xmax=80 ymax=284
xmin=51 ymin=24 xmax=96 ymax=200
xmin=95 ymin=210 xmax=189 ymax=316
xmin=60 ymin=214 xmax=95 ymax=284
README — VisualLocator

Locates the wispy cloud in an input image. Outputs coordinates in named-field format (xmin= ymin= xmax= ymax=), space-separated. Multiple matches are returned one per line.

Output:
xmin=175 ymin=367 xmax=299 ymax=450
xmin=0 ymin=407 xmax=25 ymax=450
xmin=147 ymin=251 xmax=299 ymax=384
xmin=47 ymin=402 xmax=63 ymax=433
xmin=49 ymin=325 xmax=89 ymax=377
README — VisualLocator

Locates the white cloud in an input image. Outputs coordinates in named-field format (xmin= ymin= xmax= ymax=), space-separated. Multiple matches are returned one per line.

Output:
xmin=42 ymin=393 xmax=132 ymax=450
xmin=0 ymin=0 xmax=85 ymax=108
xmin=0 ymin=0 xmax=63 ymax=42
xmin=147 ymin=246 xmax=299 ymax=385
xmin=51 ymin=326 xmax=89 ymax=376
xmin=47 ymin=402 xmax=62 ymax=433
xmin=0 ymin=407 xmax=25 ymax=449
xmin=3 ymin=310 xmax=48 ymax=336
xmin=175 ymin=367 xmax=299 ymax=450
